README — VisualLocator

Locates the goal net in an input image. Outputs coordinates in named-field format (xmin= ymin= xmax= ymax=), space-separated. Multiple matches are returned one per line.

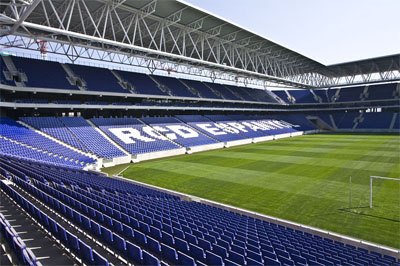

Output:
xmin=369 ymin=176 xmax=400 ymax=208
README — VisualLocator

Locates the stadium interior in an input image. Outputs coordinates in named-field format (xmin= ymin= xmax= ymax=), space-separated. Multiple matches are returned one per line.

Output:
xmin=0 ymin=0 xmax=399 ymax=265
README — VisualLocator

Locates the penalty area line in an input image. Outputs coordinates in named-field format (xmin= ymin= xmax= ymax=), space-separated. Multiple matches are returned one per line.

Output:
xmin=117 ymin=165 xmax=131 ymax=176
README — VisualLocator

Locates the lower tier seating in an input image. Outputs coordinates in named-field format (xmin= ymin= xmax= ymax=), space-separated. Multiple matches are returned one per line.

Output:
xmin=0 ymin=157 xmax=398 ymax=266
xmin=2 ymin=113 xmax=397 ymax=167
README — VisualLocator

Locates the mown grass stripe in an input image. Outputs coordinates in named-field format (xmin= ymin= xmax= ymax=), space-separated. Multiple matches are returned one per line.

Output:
xmin=203 ymin=151 xmax=396 ymax=172
xmin=246 ymin=144 xmax=400 ymax=158
xmin=104 ymin=134 xmax=400 ymax=248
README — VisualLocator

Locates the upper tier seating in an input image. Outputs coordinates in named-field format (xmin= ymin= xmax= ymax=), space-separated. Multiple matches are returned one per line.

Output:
xmin=313 ymin=89 xmax=330 ymax=103
xmin=288 ymin=90 xmax=317 ymax=104
xmin=67 ymin=64 xmax=127 ymax=93
xmin=10 ymin=56 xmax=78 ymax=90
xmin=0 ymin=56 xmax=15 ymax=86
xmin=327 ymin=88 xmax=340 ymax=102
xmin=211 ymin=83 xmax=244 ymax=101
xmin=272 ymin=90 xmax=290 ymax=103
xmin=336 ymin=86 xmax=365 ymax=102
xmin=114 ymin=70 xmax=171 ymax=96
xmin=182 ymin=80 xmax=220 ymax=99
xmin=151 ymin=76 xmax=197 ymax=97
xmin=0 ymin=117 xmax=94 ymax=167
xmin=224 ymin=85 xmax=255 ymax=101
xmin=0 ymin=55 xmax=276 ymax=103
xmin=1 ymin=157 xmax=397 ymax=266
xmin=367 ymin=83 xmax=398 ymax=100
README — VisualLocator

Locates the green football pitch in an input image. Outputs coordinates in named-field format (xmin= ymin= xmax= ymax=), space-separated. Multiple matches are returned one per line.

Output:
xmin=103 ymin=134 xmax=400 ymax=249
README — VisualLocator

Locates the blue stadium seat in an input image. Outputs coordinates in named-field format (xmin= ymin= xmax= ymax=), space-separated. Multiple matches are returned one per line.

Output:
xmin=206 ymin=250 xmax=224 ymax=265
xmin=142 ymin=250 xmax=161 ymax=266
xmin=161 ymin=243 xmax=179 ymax=264
xmin=126 ymin=241 xmax=142 ymax=263
xmin=178 ymin=251 xmax=196 ymax=266
xmin=92 ymin=250 xmax=109 ymax=266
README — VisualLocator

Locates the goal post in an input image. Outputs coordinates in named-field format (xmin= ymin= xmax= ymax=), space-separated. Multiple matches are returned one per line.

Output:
xmin=370 ymin=176 xmax=400 ymax=208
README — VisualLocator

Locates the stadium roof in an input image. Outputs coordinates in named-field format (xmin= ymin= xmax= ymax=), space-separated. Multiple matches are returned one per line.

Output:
xmin=0 ymin=0 xmax=399 ymax=88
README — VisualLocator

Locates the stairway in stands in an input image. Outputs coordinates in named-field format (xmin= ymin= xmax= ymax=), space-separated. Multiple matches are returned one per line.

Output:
xmin=0 ymin=180 xmax=75 ymax=265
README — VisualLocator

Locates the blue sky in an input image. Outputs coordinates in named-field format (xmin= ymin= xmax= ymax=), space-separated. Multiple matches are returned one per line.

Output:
xmin=184 ymin=0 xmax=400 ymax=65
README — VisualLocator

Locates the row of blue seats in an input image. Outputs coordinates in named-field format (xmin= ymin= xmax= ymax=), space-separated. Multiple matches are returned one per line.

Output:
xmin=0 ymin=138 xmax=85 ymax=168
xmin=273 ymin=83 xmax=399 ymax=104
xmin=20 ymin=116 xmax=126 ymax=159
xmin=0 ymin=180 xmax=109 ymax=266
xmin=0 ymin=117 xmax=94 ymax=166
xmin=91 ymin=116 xmax=301 ymax=154
xmin=4 ymin=55 xmax=276 ymax=103
xmin=3 ymin=157 xmax=398 ymax=266
xmin=0 ymin=212 xmax=39 ymax=266
xmin=11 ymin=175 xmax=161 ymax=266
xmin=15 ymin=169 xmax=270 ymax=266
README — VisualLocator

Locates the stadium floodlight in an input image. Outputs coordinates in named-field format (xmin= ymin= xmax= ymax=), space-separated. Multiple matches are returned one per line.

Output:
xmin=369 ymin=176 xmax=400 ymax=208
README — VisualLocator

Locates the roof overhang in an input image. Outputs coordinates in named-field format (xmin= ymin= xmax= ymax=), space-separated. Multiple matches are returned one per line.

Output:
xmin=0 ymin=0 xmax=399 ymax=88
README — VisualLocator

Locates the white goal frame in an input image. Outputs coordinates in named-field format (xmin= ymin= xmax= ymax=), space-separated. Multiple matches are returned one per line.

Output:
xmin=370 ymin=176 xmax=400 ymax=208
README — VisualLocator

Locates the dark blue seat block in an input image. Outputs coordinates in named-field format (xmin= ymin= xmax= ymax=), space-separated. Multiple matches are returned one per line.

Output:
xmin=103 ymin=215 xmax=113 ymax=228
xmin=57 ymin=225 xmax=68 ymax=244
xmin=212 ymin=243 xmax=228 ymax=258
xmin=113 ymin=220 xmax=123 ymax=233
xmin=81 ymin=216 xmax=91 ymax=231
xmin=198 ymin=238 xmax=212 ymax=251
xmin=185 ymin=233 xmax=198 ymax=245
xmin=150 ymin=226 xmax=162 ymax=240
xmin=228 ymin=251 xmax=245 ymax=265
xmin=113 ymin=234 xmax=126 ymax=254
xmin=93 ymin=250 xmax=109 ymax=266
xmin=263 ymin=256 xmax=281 ymax=265
xmin=130 ymin=218 xmax=140 ymax=229
xmin=48 ymin=218 xmax=58 ymax=235
xmin=224 ymin=258 xmax=241 ymax=266
xmin=247 ymin=249 xmax=263 ymax=263
xmin=247 ymin=257 xmax=265 ymax=266
xmin=161 ymin=243 xmax=178 ymax=264
xmin=174 ymin=237 xmax=189 ymax=252
xmin=126 ymin=241 xmax=142 ymax=264
xmin=101 ymin=227 xmax=113 ymax=245
xmin=275 ymin=248 xmax=290 ymax=259
xmin=133 ymin=229 xmax=147 ymax=246
xmin=142 ymin=250 xmax=160 ymax=266
xmin=278 ymin=255 xmax=295 ymax=266
xmin=189 ymin=243 xmax=206 ymax=262
xmin=79 ymin=239 xmax=94 ymax=264
xmin=122 ymin=224 xmax=134 ymax=239
xmin=206 ymin=251 xmax=224 ymax=265
xmin=147 ymin=237 xmax=161 ymax=254
xmin=177 ymin=251 xmax=196 ymax=266
xmin=161 ymin=232 xmax=174 ymax=246
xmin=90 ymin=221 xmax=102 ymax=237
xmin=66 ymin=231 xmax=80 ymax=253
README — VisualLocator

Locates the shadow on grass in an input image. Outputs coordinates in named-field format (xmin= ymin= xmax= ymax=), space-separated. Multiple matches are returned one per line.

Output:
xmin=338 ymin=206 xmax=400 ymax=223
